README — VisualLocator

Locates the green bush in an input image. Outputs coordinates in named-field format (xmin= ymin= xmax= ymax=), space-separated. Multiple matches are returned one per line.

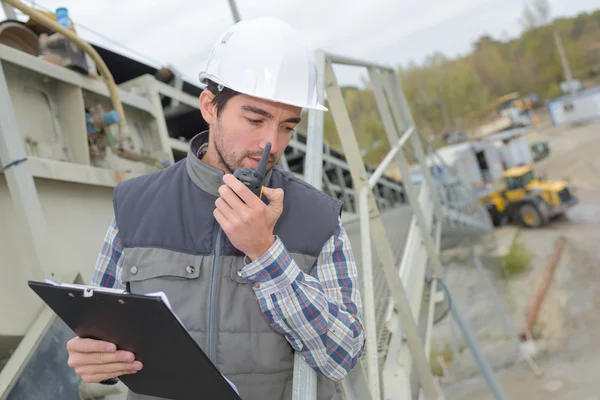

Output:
xmin=430 ymin=343 xmax=454 ymax=377
xmin=502 ymin=240 xmax=532 ymax=276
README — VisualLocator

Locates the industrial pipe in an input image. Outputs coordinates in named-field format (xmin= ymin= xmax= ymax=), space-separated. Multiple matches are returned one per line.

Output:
xmin=3 ymin=0 xmax=129 ymax=138
xmin=521 ymin=236 xmax=565 ymax=341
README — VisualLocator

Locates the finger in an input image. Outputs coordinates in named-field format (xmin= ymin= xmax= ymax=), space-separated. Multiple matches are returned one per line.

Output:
xmin=76 ymin=361 xmax=143 ymax=376
xmin=262 ymin=187 xmax=284 ymax=213
xmin=68 ymin=350 xmax=134 ymax=367
xmin=214 ymin=197 xmax=238 ymax=223
xmin=67 ymin=338 xmax=117 ymax=354
xmin=223 ymin=174 xmax=262 ymax=207
xmin=213 ymin=208 xmax=230 ymax=231
xmin=81 ymin=369 xmax=138 ymax=384
xmin=217 ymin=185 xmax=246 ymax=211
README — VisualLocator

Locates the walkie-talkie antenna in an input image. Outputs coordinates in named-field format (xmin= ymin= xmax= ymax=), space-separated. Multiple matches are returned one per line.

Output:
xmin=255 ymin=142 xmax=271 ymax=179
xmin=232 ymin=142 xmax=272 ymax=199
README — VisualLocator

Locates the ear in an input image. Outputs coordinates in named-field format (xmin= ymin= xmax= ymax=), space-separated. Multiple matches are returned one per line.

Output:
xmin=199 ymin=90 xmax=217 ymax=125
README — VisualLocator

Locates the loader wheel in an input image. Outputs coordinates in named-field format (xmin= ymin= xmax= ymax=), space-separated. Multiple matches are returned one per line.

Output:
xmin=487 ymin=205 xmax=502 ymax=227
xmin=518 ymin=203 xmax=543 ymax=228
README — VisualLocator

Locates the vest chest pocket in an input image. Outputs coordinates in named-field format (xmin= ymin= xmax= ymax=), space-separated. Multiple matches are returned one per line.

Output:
xmin=229 ymin=252 xmax=318 ymax=284
xmin=121 ymin=247 xmax=206 ymax=295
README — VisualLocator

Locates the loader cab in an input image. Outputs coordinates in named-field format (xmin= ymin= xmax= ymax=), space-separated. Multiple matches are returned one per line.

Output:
xmin=501 ymin=166 xmax=534 ymax=203
xmin=503 ymin=166 xmax=534 ymax=190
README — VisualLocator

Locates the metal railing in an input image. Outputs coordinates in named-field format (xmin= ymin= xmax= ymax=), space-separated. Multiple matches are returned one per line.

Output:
xmin=299 ymin=50 xmax=504 ymax=400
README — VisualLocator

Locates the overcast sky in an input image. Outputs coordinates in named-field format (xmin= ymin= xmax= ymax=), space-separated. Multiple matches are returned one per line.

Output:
xmin=2 ymin=0 xmax=598 ymax=87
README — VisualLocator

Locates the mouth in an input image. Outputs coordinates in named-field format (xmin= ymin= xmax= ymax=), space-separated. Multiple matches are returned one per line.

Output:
xmin=245 ymin=154 xmax=276 ymax=170
xmin=246 ymin=157 xmax=261 ymax=168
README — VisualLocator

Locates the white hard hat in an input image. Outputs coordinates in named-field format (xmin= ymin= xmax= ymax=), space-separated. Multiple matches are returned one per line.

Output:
xmin=198 ymin=17 xmax=327 ymax=111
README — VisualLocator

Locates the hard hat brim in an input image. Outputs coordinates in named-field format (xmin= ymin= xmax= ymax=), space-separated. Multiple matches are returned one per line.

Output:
xmin=198 ymin=72 xmax=328 ymax=112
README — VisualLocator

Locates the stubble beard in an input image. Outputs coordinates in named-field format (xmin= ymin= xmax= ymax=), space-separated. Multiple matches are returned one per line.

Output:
xmin=213 ymin=118 xmax=278 ymax=174
xmin=214 ymin=118 xmax=240 ymax=174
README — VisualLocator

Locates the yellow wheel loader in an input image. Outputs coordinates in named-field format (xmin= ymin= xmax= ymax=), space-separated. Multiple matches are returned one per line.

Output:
xmin=479 ymin=165 xmax=578 ymax=228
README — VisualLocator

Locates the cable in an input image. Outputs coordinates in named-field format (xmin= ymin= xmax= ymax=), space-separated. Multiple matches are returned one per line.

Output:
xmin=11 ymin=0 xmax=203 ymax=90
xmin=427 ymin=276 xmax=452 ymax=324
xmin=17 ymin=0 xmax=164 ymax=68
xmin=0 ymin=157 xmax=27 ymax=173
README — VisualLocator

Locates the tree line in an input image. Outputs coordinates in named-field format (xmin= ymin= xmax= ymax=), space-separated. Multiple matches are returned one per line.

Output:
xmin=300 ymin=1 xmax=600 ymax=166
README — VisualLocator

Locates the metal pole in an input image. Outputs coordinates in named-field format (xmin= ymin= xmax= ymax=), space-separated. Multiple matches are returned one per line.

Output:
xmin=471 ymin=249 xmax=543 ymax=376
xmin=553 ymin=31 xmax=575 ymax=95
xmin=409 ymin=120 xmax=444 ymax=222
xmin=325 ymin=51 xmax=390 ymax=70
xmin=323 ymin=58 xmax=439 ymax=398
xmin=0 ymin=59 xmax=53 ymax=280
xmin=368 ymin=127 xmax=414 ymax=188
xmin=436 ymin=279 xmax=507 ymax=400
xmin=292 ymin=355 xmax=317 ymax=400
xmin=392 ymin=142 xmax=445 ymax=278
xmin=304 ymin=49 xmax=326 ymax=191
xmin=226 ymin=0 xmax=241 ymax=23
xmin=340 ymin=360 xmax=374 ymax=400
xmin=292 ymin=49 xmax=327 ymax=400
xmin=358 ymin=188 xmax=381 ymax=400
xmin=1 ymin=1 xmax=18 ymax=19
xmin=367 ymin=68 xmax=445 ymax=281
xmin=381 ymin=69 xmax=445 ymax=223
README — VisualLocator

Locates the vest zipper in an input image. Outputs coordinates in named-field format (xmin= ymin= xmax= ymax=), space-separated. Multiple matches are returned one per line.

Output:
xmin=208 ymin=225 xmax=224 ymax=362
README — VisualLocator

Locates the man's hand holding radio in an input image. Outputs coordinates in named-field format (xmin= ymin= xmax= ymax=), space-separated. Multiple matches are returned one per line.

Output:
xmin=214 ymin=173 xmax=284 ymax=261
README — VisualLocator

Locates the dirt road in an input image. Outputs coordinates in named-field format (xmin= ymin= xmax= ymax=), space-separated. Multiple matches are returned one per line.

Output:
xmin=441 ymin=117 xmax=600 ymax=399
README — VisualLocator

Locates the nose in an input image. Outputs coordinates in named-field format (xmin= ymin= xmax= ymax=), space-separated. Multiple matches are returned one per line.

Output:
xmin=259 ymin=128 xmax=279 ymax=155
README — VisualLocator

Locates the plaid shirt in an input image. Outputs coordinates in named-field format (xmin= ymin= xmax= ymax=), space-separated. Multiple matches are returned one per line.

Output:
xmin=92 ymin=216 xmax=365 ymax=381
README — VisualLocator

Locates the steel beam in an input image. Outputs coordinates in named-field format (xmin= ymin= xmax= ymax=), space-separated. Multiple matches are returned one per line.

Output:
xmin=0 ymin=60 xmax=53 ymax=280
xmin=304 ymin=49 xmax=326 ymax=191
xmin=368 ymin=127 xmax=414 ymax=189
xmin=325 ymin=52 xmax=392 ymax=70
xmin=324 ymin=59 xmax=439 ymax=399
xmin=1 ymin=1 xmax=17 ymax=19
xmin=358 ymin=188 xmax=380 ymax=399
xmin=292 ymin=44 xmax=328 ymax=400
xmin=368 ymin=67 xmax=445 ymax=280
xmin=227 ymin=0 xmax=242 ymax=23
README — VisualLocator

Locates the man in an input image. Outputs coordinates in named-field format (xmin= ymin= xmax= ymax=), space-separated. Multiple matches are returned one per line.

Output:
xmin=66 ymin=17 xmax=365 ymax=400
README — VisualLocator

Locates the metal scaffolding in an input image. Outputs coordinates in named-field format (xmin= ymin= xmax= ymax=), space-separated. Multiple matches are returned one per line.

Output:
xmin=297 ymin=51 xmax=506 ymax=400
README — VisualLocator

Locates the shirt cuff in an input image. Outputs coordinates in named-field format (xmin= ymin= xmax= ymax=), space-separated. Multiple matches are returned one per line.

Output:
xmin=240 ymin=236 xmax=302 ymax=294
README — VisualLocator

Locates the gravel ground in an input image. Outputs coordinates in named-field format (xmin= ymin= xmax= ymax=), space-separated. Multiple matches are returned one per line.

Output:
xmin=436 ymin=116 xmax=600 ymax=400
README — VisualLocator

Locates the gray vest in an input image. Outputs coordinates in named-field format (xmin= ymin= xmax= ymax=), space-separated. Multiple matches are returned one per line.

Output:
xmin=114 ymin=132 xmax=344 ymax=400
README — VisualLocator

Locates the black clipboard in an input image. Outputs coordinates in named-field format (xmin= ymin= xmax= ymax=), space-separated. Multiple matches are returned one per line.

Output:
xmin=28 ymin=280 xmax=242 ymax=400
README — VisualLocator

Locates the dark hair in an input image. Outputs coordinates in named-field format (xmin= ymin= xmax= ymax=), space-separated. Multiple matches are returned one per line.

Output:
xmin=205 ymin=79 xmax=239 ymax=116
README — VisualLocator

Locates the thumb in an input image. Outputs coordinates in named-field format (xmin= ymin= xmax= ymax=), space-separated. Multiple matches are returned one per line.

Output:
xmin=262 ymin=187 xmax=284 ymax=212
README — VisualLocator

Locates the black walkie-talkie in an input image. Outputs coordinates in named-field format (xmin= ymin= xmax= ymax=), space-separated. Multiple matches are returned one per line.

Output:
xmin=233 ymin=142 xmax=271 ymax=199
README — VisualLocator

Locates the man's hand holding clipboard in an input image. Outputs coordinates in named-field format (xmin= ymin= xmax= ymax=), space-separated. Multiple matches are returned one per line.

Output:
xmin=66 ymin=336 xmax=142 ymax=384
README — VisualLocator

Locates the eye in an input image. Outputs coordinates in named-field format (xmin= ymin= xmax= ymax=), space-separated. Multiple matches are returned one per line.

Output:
xmin=246 ymin=118 xmax=263 ymax=125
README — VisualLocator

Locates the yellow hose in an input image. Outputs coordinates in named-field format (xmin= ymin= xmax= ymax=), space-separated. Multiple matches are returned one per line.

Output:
xmin=3 ymin=0 xmax=129 ymax=138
